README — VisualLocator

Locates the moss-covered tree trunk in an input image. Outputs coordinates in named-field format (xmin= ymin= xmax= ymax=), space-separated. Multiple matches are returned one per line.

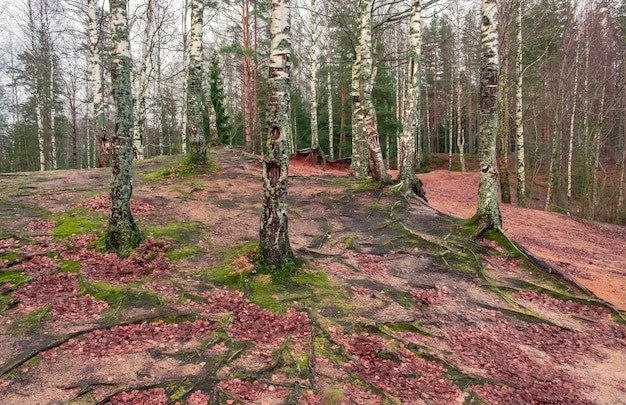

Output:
xmin=107 ymin=0 xmax=143 ymax=255
xmin=187 ymin=0 xmax=207 ymax=165
xmin=473 ymin=0 xmax=502 ymax=232
xmin=398 ymin=0 xmax=426 ymax=199
xmin=259 ymin=0 xmax=294 ymax=268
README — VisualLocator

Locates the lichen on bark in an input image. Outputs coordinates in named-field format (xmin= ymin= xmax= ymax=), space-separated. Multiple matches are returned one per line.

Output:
xmin=106 ymin=0 xmax=143 ymax=255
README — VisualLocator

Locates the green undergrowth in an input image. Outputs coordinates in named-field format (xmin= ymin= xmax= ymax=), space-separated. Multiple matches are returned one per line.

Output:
xmin=78 ymin=278 xmax=162 ymax=322
xmin=142 ymin=156 xmax=219 ymax=180
xmin=9 ymin=307 xmax=51 ymax=333
xmin=203 ymin=243 xmax=354 ymax=316
xmin=0 ymin=269 xmax=32 ymax=287
xmin=145 ymin=221 xmax=205 ymax=261
xmin=49 ymin=208 xmax=106 ymax=240
xmin=0 ymin=251 xmax=21 ymax=262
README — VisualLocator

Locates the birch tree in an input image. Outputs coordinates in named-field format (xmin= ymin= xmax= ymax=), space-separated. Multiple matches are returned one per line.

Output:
xmin=473 ymin=0 xmax=502 ymax=233
xmin=352 ymin=0 xmax=390 ymax=183
xmin=186 ymin=0 xmax=207 ymax=165
xmin=398 ymin=0 xmax=426 ymax=198
xmin=134 ymin=0 xmax=155 ymax=160
xmin=514 ymin=0 xmax=526 ymax=206
xmin=309 ymin=0 xmax=320 ymax=151
xmin=89 ymin=0 xmax=108 ymax=168
xmin=259 ymin=0 xmax=294 ymax=268
xmin=107 ymin=0 xmax=143 ymax=254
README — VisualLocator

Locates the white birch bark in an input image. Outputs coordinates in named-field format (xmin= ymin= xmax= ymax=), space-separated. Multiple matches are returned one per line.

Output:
xmin=356 ymin=0 xmax=390 ymax=183
xmin=134 ymin=0 xmax=154 ymax=160
xmin=567 ymin=48 xmax=580 ymax=214
xmin=515 ymin=0 xmax=526 ymax=206
xmin=186 ymin=0 xmax=207 ymax=164
xmin=398 ymin=0 xmax=425 ymax=198
xmin=475 ymin=0 xmax=502 ymax=231
xmin=260 ymin=0 xmax=293 ymax=267
xmin=327 ymin=69 xmax=334 ymax=160
xmin=309 ymin=0 xmax=319 ymax=149
xmin=89 ymin=0 xmax=107 ymax=167
xmin=50 ymin=57 xmax=57 ymax=170
xmin=350 ymin=22 xmax=367 ymax=176
xmin=181 ymin=0 xmax=189 ymax=154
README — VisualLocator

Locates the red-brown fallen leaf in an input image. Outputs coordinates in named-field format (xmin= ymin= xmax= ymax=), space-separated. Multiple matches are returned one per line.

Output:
xmin=51 ymin=295 xmax=108 ymax=320
xmin=107 ymin=387 xmax=168 ymax=405
xmin=14 ymin=273 xmax=79 ymax=310
xmin=18 ymin=255 xmax=59 ymax=276
xmin=44 ymin=320 xmax=218 ymax=359
xmin=410 ymin=286 xmax=449 ymax=306
xmin=26 ymin=220 xmax=56 ymax=233
xmin=355 ymin=253 xmax=386 ymax=276
xmin=79 ymin=196 xmax=153 ymax=216
xmin=186 ymin=390 xmax=210 ymax=405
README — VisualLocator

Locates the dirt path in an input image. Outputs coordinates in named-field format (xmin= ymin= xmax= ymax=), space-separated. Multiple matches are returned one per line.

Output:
xmin=420 ymin=170 xmax=626 ymax=311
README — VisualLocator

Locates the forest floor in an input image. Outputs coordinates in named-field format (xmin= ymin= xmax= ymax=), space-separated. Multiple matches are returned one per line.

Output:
xmin=0 ymin=147 xmax=625 ymax=405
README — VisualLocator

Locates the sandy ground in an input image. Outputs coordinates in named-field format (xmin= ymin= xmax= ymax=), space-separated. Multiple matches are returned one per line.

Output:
xmin=419 ymin=170 xmax=626 ymax=311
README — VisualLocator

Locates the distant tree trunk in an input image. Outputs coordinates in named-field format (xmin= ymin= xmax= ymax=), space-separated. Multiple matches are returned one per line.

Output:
xmin=350 ymin=27 xmax=368 ymax=176
xmin=36 ymin=89 xmax=45 ymax=171
xmin=91 ymin=0 xmax=108 ymax=168
xmin=49 ymin=61 xmax=57 ymax=170
xmin=180 ymin=0 xmax=189 ymax=154
xmin=339 ymin=87 xmax=346 ymax=160
xmin=135 ymin=0 xmax=154 ymax=160
xmin=456 ymin=45 xmax=465 ymax=172
xmin=259 ymin=0 xmax=294 ymax=268
xmin=242 ymin=0 xmax=252 ymax=152
xmin=327 ymin=69 xmax=334 ymax=160
xmin=497 ymin=27 xmax=510 ymax=204
xmin=186 ymin=0 xmax=207 ymax=165
xmin=398 ymin=0 xmax=426 ymax=198
xmin=309 ymin=0 xmax=319 ymax=150
xmin=514 ymin=0 xmax=526 ymax=206
xmin=474 ymin=0 xmax=502 ymax=232
xmin=356 ymin=0 xmax=390 ymax=183
xmin=567 ymin=48 xmax=580 ymax=215
xmin=107 ymin=0 xmax=143 ymax=255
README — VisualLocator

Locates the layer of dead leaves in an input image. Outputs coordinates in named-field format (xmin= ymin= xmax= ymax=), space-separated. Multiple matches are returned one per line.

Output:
xmin=410 ymin=286 xmax=449 ymax=306
xmin=513 ymin=291 xmax=611 ymax=320
xmin=42 ymin=319 xmax=218 ymax=360
xmin=330 ymin=330 xmax=460 ymax=404
xmin=80 ymin=196 xmax=154 ymax=216
xmin=217 ymin=379 xmax=289 ymax=402
xmin=62 ymin=238 xmax=172 ymax=284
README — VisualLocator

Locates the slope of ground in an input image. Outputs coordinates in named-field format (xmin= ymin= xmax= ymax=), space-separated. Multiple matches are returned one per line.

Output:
xmin=420 ymin=170 xmax=626 ymax=311
xmin=0 ymin=148 xmax=624 ymax=405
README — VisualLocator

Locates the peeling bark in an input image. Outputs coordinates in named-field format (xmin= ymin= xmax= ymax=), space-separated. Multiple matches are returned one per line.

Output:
xmin=259 ymin=0 xmax=294 ymax=268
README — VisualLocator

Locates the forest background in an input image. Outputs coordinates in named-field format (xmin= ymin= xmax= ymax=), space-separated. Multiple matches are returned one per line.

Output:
xmin=0 ymin=0 xmax=625 ymax=224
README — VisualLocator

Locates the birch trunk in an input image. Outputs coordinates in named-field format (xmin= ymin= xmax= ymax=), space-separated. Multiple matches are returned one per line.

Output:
xmin=456 ymin=42 xmax=465 ymax=172
xmin=309 ymin=0 xmax=319 ymax=150
xmin=474 ymin=0 xmax=502 ymax=232
xmin=497 ymin=28 xmax=510 ymax=204
xmin=242 ymin=0 xmax=252 ymax=152
xmin=135 ymin=0 xmax=154 ymax=160
xmin=514 ymin=0 xmax=526 ymax=206
xmin=567 ymin=49 xmax=580 ymax=215
xmin=49 ymin=60 xmax=57 ymax=170
xmin=350 ymin=28 xmax=367 ymax=176
xmin=107 ymin=0 xmax=142 ymax=254
xmin=186 ymin=0 xmax=207 ymax=165
xmin=259 ymin=0 xmax=294 ymax=268
xmin=180 ymin=0 xmax=189 ymax=154
xmin=327 ymin=69 xmax=334 ymax=160
xmin=355 ymin=0 xmax=390 ymax=183
xmin=398 ymin=0 xmax=426 ymax=198
xmin=36 ymin=89 xmax=45 ymax=171
xmin=90 ymin=0 xmax=107 ymax=167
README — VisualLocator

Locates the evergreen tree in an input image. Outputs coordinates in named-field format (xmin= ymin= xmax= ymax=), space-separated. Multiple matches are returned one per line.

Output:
xmin=209 ymin=54 xmax=230 ymax=143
